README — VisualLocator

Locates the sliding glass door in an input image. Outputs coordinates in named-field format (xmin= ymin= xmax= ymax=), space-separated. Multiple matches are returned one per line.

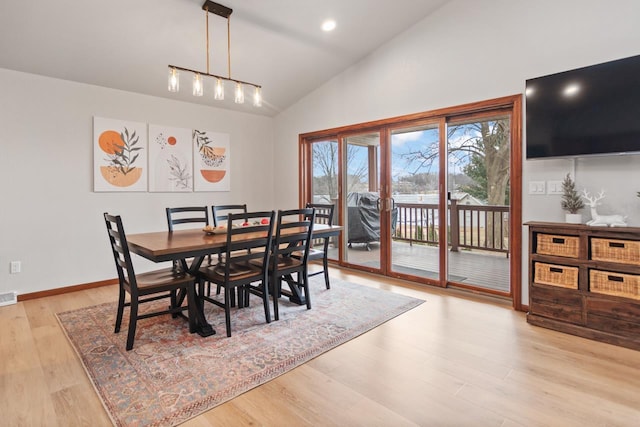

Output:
xmin=389 ymin=124 xmax=442 ymax=282
xmin=446 ymin=114 xmax=511 ymax=293
xmin=342 ymin=132 xmax=382 ymax=270
xmin=309 ymin=139 xmax=339 ymax=261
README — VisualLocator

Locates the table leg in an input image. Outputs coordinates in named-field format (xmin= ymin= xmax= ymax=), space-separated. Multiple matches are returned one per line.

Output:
xmin=194 ymin=279 xmax=216 ymax=336
xmin=280 ymin=273 xmax=306 ymax=305
xmin=177 ymin=256 xmax=215 ymax=337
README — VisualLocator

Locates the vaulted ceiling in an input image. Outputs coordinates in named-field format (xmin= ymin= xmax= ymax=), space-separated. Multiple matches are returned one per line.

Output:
xmin=0 ymin=0 xmax=450 ymax=116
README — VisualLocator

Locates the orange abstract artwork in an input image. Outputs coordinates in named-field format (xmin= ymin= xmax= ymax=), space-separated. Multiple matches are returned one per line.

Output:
xmin=94 ymin=117 xmax=147 ymax=192
xmin=193 ymin=129 xmax=230 ymax=191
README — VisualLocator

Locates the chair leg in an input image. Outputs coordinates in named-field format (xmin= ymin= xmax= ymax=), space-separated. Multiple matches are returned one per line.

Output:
xmin=224 ymin=286 xmax=232 ymax=337
xmin=126 ymin=299 xmax=138 ymax=351
xmin=114 ymin=286 xmax=125 ymax=333
xmin=261 ymin=281 xmax=271 ymax=323
xmin=323 ymin=256 xmax=330 ymax=289
xmin=303 ymin=270 xmax=311 ymax=310
xmin=272 ymin=275 xmax=280 ymax=321
xmin=170 ymin=289 xmax=179 ymax=318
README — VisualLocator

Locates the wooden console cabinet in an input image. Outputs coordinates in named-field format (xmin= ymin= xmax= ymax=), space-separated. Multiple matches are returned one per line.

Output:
xmin=526 ymin=221 xmax=640 ymax=350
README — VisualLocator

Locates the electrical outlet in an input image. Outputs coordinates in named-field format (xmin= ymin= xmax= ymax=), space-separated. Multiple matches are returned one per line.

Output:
xmin=10 ymin=261 xmax=21 ymax=274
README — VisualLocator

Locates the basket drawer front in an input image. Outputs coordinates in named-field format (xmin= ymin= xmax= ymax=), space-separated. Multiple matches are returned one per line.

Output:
xmin=534 ymin=262 xmax=579 ymax=289
xmin=591 ymin=238 xmax=640 ymax=265
xmin=589 ymin=270 xmax=640 ymax=300
xmin=536 ymin=234 xmax=579 ymax=258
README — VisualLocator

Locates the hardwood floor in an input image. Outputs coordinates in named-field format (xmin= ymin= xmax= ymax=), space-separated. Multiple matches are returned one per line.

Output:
xmin=2 ymin=268 xmax=640 ymax=426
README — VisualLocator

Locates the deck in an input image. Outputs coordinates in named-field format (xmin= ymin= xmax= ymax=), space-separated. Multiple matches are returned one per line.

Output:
xmin=326 ymin=240 xmax=510 ymax=293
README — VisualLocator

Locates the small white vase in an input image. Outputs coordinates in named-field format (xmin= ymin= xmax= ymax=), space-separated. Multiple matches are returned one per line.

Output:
xmin=565 ymin=213 xmax=582 ymax=224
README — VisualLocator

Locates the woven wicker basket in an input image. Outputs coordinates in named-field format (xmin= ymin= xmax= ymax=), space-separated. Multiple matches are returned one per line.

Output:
xmin=591 ymin=238 xmax=640 ymax=265
xmin=534 ymin=262 xmax=579 ymax=289
xmin=590 ymin=269 xmax=640 ymax=300
xmin=537 ymin=234 xmax=579 ymax=258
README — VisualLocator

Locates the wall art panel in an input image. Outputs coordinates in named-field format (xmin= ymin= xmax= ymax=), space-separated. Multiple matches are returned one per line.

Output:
xmin=148 ymin=124 xmax=193 ymax=192
xmin=93 ymin=117 xmax=147 ymax=192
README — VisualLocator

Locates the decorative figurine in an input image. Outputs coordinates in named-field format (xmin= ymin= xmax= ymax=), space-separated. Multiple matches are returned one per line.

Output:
xmin=581 ymin=189 xmax=627 ymax=227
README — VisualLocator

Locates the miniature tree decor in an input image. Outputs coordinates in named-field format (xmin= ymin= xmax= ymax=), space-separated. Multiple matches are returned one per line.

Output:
xmin=561 ymin=173 xmax=584 ymax=223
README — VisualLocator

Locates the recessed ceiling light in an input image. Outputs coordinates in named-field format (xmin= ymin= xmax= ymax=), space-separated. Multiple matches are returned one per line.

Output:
xmin=322 ymin=19 xmax=336 ymax=32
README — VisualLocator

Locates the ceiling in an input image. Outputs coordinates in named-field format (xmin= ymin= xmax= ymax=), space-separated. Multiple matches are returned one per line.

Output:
xmin=0 ymin=0 xmax=449 ymax=116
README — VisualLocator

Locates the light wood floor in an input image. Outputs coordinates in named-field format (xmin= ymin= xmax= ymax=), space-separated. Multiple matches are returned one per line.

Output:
xmin=2 ymin=268 xmax=640 ymax=426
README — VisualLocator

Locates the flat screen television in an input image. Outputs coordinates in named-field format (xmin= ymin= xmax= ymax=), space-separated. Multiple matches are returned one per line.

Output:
xmin=525 ymin=54 xmax=640 ymax=159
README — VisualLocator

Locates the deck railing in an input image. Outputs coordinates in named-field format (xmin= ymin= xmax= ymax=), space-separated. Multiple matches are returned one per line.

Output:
xmin=393 ymin=200 xmax=509 ymax=254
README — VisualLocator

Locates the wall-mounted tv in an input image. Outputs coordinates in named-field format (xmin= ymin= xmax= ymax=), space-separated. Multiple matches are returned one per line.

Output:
xmin=525 ymin=54 xmax=640 ymax=159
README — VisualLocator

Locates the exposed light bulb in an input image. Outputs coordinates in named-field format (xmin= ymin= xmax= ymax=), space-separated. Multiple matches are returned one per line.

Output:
xmin=253 ymin=87 xmax=262 ymax=107
xmin=214 ymin=78 xmax=224 ymax=100
xmin=168 ymin=68 xmax=179 ymax=92
xmin=193 ymin=73 xmax=203 ymax=96
xmin=234 ymin=82 xmax=244 ymax=104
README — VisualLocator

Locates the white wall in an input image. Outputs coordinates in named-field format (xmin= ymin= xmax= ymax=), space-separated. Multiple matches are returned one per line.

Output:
xmin=274 ymin=0 xmax=640 ymax=304
xmin=0 ymin=69 xmax=275 ymax=295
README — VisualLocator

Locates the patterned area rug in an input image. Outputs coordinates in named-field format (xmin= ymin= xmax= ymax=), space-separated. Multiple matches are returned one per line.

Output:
xmin=57 ymin=278 xmax=424 ymax=427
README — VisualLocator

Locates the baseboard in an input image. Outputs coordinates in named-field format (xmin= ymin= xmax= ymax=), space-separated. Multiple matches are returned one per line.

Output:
xmin=17 ymin=278 xmax=118 ymax=302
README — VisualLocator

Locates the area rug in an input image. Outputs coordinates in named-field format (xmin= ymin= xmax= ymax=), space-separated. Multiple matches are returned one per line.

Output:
xmin=57 ymin=278 xmax=424 ymax=427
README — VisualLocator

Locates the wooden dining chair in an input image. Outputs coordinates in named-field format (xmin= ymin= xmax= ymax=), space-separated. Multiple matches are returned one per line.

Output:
xmin=104 ymin=213 xmax=196 ymax=351
xmin=166 ymin=206 xmax=209 ymax=231
xmin=197 ymin=211 xmax=276 ymax=337
xmin=166 ymin=206 xmax=218 ymax=296
xmin=251 ymin=208 xmax=315 ymax=321
xmin=212 ymin=204 xmax=248 ymax=226
xmin=301 ymin=203 xmax=335 ymax=289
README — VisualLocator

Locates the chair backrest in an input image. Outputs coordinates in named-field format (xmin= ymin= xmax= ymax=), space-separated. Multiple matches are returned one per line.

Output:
xmin=306 ymin=203 xmax=334 ymax=226
xmin=166 ymin=206 xmax=209 ymax=231
xmin=104 ymin=213 xmax=138 ymax=294
xmin=222 ymin=211 xmax=276 ymax=279
xmin=212 ymin=204 xmax=248 ymax=227
xmin=272 ymin=208 xmax=316 ymax=266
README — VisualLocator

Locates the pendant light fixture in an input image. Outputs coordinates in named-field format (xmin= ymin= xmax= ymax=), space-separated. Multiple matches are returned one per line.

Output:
xmin=168 ymin=1 xmax=262 ymax=107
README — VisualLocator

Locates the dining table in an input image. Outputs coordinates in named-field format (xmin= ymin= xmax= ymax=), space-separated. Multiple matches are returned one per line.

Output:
xmin=126 ymin=223 xmax=342 ymax=337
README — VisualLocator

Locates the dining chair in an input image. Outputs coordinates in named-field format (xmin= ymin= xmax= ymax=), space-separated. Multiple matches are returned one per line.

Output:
xmin=104 ymin=213 xmax=196 ymax=351
xmin=197 ymin=210 xmax=276 ymax=337
xmin=166 ymin=206 xmax=209 ymax=231
xmin=300 ymin=203 xmax=335 ymax=289
xmin=210 ymin=204 xmax=249 ymax=299
xmin=251 ymin=208 xmax=315 ymax=321
xmin=166 ymin=206 xmax=217 ymax=297
xmin=212 ymin=204 xmax=248 ymax=226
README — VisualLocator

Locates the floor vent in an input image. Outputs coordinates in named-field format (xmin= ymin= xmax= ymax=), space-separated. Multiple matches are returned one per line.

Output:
xmin=0 ymin=291 xmax=18 ymax=307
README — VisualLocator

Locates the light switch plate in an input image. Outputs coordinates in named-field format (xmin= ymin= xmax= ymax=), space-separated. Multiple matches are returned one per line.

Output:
xmin=529 ymin=181 xmax=545 ymax=194
xmin=547 ymin=180 xmax=563 ymax=195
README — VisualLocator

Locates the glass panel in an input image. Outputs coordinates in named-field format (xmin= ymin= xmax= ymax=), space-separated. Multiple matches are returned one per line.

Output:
xmin=446 ymin=117 xmax=510 ymax=292
xmin=344 ymin=133 xmax=381 ymax=269
xmin=390 ymin=125 xmax=440 ymax=280
xmin=311 ymin=140 xmax=339 ymax=260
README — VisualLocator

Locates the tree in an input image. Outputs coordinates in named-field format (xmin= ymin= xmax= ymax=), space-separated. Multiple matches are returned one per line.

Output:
xmin=560 ymin=173 xmax=584 ymax=214
xmin=312 ymin=141 xmax=368 ymax=202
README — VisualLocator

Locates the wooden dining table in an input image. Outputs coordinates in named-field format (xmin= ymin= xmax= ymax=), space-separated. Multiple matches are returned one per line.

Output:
xmin=126 ymin=224 xmax=342 ymax=337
